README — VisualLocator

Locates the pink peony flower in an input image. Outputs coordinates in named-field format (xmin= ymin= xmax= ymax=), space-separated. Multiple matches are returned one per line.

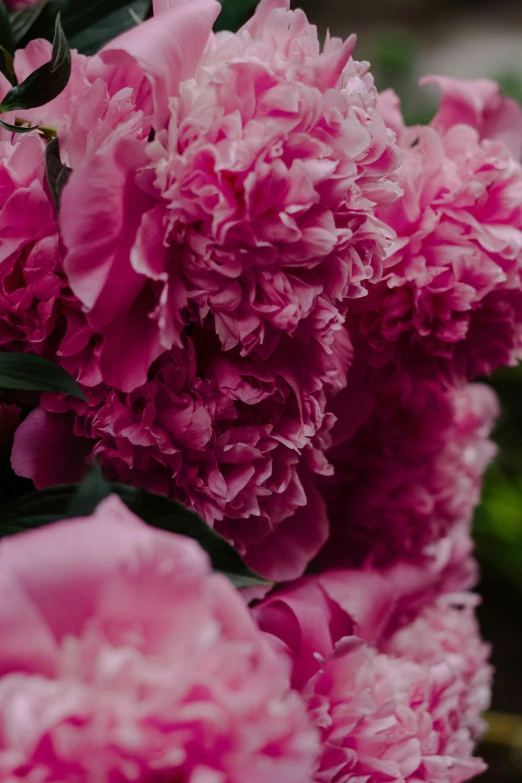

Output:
xmin=317 ymin=376 xmax=498 ymax=568
xmin=4 ymin=2 xmax=396 ymax=581
xmin=422 ymin=75 xmax=522 ymax=162
xmin=12 ymin=326 xmax=352 ymax=580
xmin=0 ymin=495 xmax=318 ymax=782
xmin=253 ymin=570 xmax=491 ymax=783
xmin=61 ymin=0 xmax=400 ymax=393
xmin=347 ymin=77 xmax=522 ymax=385
xmin=0 ymin=42 xmax=145 ymax=387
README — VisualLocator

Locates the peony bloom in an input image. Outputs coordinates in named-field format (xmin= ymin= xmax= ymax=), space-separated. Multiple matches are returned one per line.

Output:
xmin=0 ymin=495 xmax=318 ymax=781
xmin=347 ymin=77 xmax=522 ymax=385
xmin=6 ymin=1 xmax=396 ymax=582
xmin=0 ymin=42 xmax=145 ymax=387
xmin=0 ymin=131 xmax=102 ymax=387
xmin=317 ymin=378 xmax=499 ymax=568
xmin=61 ymin=0 xmax=400 ymax=393
xmin=253 ymin=568 xmax=491 ymax=783
xmin=422 ymin=75 xmax=522 ymax=162
xmin=12 ymin=327 xmax=352 ymax=580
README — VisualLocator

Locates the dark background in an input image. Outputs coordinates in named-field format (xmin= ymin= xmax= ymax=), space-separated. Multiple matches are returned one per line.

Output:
xmin=297 ymin=2 xmax=522 ymax=780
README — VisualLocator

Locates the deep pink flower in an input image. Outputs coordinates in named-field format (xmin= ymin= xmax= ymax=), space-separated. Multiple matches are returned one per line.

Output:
xmin=318 ymin=377 xmax=498 ymax=568
xmin=61 ymin=0 xmax=400 ymax=393
xmin=0 ymin=495 xmax=318 ymax=781
xmin=4 ymin=29 xmax=361 ymax=581
xmin=347 ymin=78 xmax=522 ymax=385
xmin=253 ymin=569 xmax=491 ymax=783
xmin=12 ymin=326 xmax=352 ymax=580
xmin=4 ymin=3 xmax=396 ymax=582
xmin=0 ymin=42 xmax=145 ymax=387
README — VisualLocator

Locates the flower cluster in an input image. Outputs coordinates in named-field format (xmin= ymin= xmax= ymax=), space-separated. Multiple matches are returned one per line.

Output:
xmin=3 ymin=0 xmax=521 ymax=777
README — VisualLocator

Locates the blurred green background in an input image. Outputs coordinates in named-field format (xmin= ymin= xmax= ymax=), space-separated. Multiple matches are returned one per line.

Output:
xmin=297 ymin=0 xmax=522 ymax=779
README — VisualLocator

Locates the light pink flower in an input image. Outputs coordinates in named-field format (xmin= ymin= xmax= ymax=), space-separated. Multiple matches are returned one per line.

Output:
xmin=317 ymin=379 xmax=498 ymax=568
xmin=348 ymin=79 xmax=522 ymax=385
xmin=61 ymin=0 xmax=400 ymax=393
xmin=253 ymin=571 xmax=491 ymax=783
xmin=422 ymin=75 xmax=522 ymax=161
xmin=0 ymin=495 xmax=318 ymax=782
xmin=12 ymin=327 xmax=352 ymax=580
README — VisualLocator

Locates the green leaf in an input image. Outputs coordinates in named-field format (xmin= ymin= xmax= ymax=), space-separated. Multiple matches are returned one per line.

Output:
xmin=0 ymin=118 xmax=38 ymax=133
xmin=45 ymin=136 xmax=72 ymax=210
xmin=0 ymin=352 xmax=85 ymax=398
xmin=0 ymin=14 xmax=70 ymax=114
xmin=67 ymin=464 xmax=111 ymax=517
xmin=10 ymin=1 xmax=49 ymax=44
xmin=0 ymin=0 xmax=14 ymax=56
xmin=0 ymin=480 xmax=268 ymax=586
xmin=17 ymin=0 xmax=149 ymax=50
xmin=222 ymin=572 xmax=270 ymax=589
xmin=68 ymin=0 xmax=149 ymax=55
xmin=214 ymin=0 xmax=259 ymax=32
xmin=0 ymin=485 xmax=75 ymax=530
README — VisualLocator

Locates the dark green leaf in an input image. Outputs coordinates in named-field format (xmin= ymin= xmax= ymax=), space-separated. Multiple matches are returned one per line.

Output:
xmin=17 ymin=0 xmax=148 ymax=50
xmin=223 ymin=572 xmax=270 ymax=588
xmin=0 ymin=480 xmax=268 ymax=586
xmin=0 ymin=0 xmax=14 ymax=56
xmin=0 ymin=14 xmax=70 ymax=114
xmin=45 ymin=136 xmax=72 ymax=210
xmin=67 ymin=464 xmax=111 ymax=517
xmin=68 ymin=0 xmax=149 ymax=54
xmin=0 ymin=352 xmax=85 ymax=398
xmin=10 ymin=1 xmax=49 ymax=44
xmin=0 ymin=118 xmax=38 ymax=133
xmin=0 ymin=485 xmax=74 ymax=531
xmin=0 ymin=524 xmax=24 ymax=536
xmin=214 ymin=0 xmax=259 ymax=32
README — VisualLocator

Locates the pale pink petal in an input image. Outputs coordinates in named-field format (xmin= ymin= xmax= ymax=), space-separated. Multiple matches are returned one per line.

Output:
xmin=101 ymin=0 xmax=220 ymax=128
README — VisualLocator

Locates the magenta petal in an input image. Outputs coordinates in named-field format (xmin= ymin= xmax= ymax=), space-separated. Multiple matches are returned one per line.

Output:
xmin=61 ymin=143 xmax=132 ymax=310
xmin=62 ymin=139 xmax=164 ymax=391
xmin=245 ymin=481 xmax=329 ymax=581
xmin=11 ymin=407 xmax=91 ymax=488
